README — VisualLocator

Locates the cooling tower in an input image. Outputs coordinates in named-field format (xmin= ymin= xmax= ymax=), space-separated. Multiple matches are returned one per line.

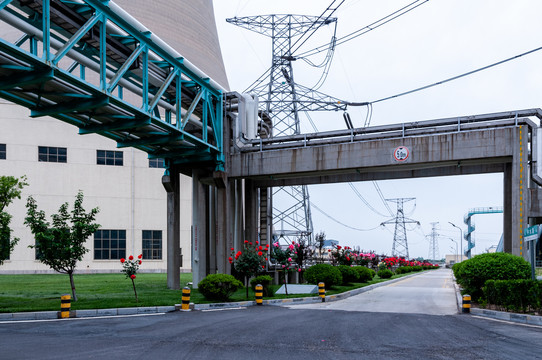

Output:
xmin=115 ymin=0 xmax=229 ymax=90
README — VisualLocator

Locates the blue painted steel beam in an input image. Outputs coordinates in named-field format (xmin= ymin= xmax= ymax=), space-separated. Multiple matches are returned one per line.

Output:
xmin=0 ymin=0 xmax=224 ymax=170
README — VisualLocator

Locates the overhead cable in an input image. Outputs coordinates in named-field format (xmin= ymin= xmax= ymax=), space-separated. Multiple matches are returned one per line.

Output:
xmin=368 ymin=44 xmax=542 ymax=105
xmin=295 ymin=0 xmax=430 ymax=59
xmin=310 ymin=201 xmax=382 ymax=231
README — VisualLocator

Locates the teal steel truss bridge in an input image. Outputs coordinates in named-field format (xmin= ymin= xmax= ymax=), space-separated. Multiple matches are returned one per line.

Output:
xmin=0 ymin=0 xmax=224 ymax=171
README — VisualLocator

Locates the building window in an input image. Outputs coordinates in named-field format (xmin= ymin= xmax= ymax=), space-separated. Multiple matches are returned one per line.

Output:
xmin=142 ymin=230 xmax=162 ymax=260
xmin=97 ymin=150 xmax=123 ymax=166
xmin=94 ymin=229 xmax=126 ymax=260
xmin=0 ymin=144 xmax=5 ymax=159
xmin=38 ymin=146 xmax=67 ymax=163
xmin=149 ymin=158 xmax=165 ymax=168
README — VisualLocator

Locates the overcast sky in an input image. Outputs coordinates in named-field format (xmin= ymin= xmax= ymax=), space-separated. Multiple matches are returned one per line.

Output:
xmin=212 ymin=0 xmax=542 ymax=259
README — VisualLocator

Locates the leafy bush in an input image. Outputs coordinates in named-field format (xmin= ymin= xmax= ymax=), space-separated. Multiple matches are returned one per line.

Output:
xmin=354 ymin=266 xmax=375 ymax=282
xmin=250 ymin=275 xmax=273 ymax=297
xmin=411 ymin=266 xmax=423 ymax=272
xmin=304 ymin=264 xmax=342 ymax=288
xmin=452 ymin=261 xmax=465 ymax=278
xmin=337 ymin=265 xmax=359 ymax=284
xmin=395 ymin=266 xmax=412 ymax=275
xmin=198 ymin=273 xmax=244 ymax=301
xmin=483 ymin=279 xmax=541 ymax=313
xmin=378 ymin=268 xmax=393 ymax=279
xmin=455 ymin=253 xmax=531 ymax=301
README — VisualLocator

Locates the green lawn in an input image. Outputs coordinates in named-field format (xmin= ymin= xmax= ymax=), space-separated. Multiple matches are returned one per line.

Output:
xmin=0 ymin=271 xmax=417 ymax=313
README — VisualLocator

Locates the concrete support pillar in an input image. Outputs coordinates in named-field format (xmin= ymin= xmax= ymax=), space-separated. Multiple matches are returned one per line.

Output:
xmin=162 ymin=172 xmax=180 ymax=290
xmin=503 ymin=162 xmax=512 ymax=254
xmin=208 ymin=187 xmax=217 ymax=275
xmin=505 ymin=126 xmax=530 ymax=258
xmin=215 ymin=177 xmax=232 ymax=274
xmin=192 ymin=171 xmax=209 ymax=288
xmin=245 ymin=179 xmax=258 ymax=243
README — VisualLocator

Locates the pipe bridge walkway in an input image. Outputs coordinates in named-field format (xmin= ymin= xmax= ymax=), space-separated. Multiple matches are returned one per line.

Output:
xmin=0 ymin=0 xmax=224 ymax=170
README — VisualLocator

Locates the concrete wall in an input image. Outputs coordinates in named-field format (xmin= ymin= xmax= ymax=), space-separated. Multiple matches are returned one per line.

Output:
xmin=0 ymin=100 xmax=192 ymax=273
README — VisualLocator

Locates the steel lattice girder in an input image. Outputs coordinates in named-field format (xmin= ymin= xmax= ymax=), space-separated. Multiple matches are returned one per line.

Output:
xmin=0 ymin=0 xmax=224 ymax=170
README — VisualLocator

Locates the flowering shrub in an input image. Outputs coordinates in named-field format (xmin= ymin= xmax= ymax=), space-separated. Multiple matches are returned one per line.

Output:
xmin=229 ymin=240 xmax=268 ymax=299
xmin=120 ymin=254 xmax=142 ymax=301
xmin=353 ymin=252 xmax=376 ymax=266
xmin=329 ymin=245 xmax=354 ymax=266
xmin=271 ymin=241 xmax=300 ymax=295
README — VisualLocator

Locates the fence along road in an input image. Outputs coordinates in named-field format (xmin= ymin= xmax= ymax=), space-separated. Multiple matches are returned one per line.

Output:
xmin=288 ymin=268 xmax=457 ymax=315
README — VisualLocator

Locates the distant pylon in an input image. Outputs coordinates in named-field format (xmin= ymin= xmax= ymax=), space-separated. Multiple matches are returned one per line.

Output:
xmin=381 ymin=198 xmax=417 ymax=258
xmin=428 ymin=222 xmax=440 ymax=261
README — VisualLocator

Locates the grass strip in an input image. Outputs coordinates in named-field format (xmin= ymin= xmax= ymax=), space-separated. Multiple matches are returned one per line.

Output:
xmin=0 ymin=271 xmax=420 ymax=313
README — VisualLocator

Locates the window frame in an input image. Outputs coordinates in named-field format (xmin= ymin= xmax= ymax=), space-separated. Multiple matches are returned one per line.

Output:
xmin=38 ymin=146 xmax=67 ymax=163
xmin=93 ymin=229 xmax=127 ymax=260
xmin=96 ymin=150 xmax=123 ymax=166
xmin=142 ymin=230 xmax=163 ymax=260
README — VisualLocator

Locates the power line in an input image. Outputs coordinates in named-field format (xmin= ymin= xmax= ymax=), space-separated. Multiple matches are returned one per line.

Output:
xmin=349 ymin=183 xmax=390 ymax=217
xmin=367 ymin=44 xmax=542 ymax=105
xmin=310 ymin=201 xmax=382 ymax=231
xmin=295 ymin=0 xmax=430 ymax=59
xmin=290 ymin=0 xmax=346 ymax=55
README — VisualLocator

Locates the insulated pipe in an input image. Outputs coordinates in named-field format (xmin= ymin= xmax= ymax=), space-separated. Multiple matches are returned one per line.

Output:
xmin=0 ymin=9 xmax=211 ymax=132
xmin=104 ymin=1 xmax=227 ymax=93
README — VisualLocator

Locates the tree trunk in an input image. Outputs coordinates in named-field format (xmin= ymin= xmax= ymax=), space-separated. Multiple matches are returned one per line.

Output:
xmin=131 ymin=278 xmax=138 ymax=302
xmin=284 ymin=271 xmax=288 ymax=295
xmin=68 ymin=271 xmax=77 ymax=302
xmin=245 ymin=276 xmax=249 ymax=300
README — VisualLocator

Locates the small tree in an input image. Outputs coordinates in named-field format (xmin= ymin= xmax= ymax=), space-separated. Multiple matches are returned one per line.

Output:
xmin=229 ymin=240 xmax=268 ymax=299
xmin=25 ymin=191 xmax=99 ymax=301
xmin=315 ymin=231 xmax=326 ymax=263
xmin=0 ymin=175 xmax=28 ymax=265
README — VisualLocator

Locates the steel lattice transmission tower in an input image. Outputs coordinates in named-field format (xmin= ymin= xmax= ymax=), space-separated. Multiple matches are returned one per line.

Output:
xmin=381 ymin=198 xmax=418 ymax=258
xmin=428 ymin=222 xmax=440 ymax=261
xmin=227 ymin=14 xmax=345 ymax=246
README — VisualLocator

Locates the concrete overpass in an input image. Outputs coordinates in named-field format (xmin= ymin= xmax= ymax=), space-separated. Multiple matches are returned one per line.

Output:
xmin=184 ymin=101 xmax=542 ymax=285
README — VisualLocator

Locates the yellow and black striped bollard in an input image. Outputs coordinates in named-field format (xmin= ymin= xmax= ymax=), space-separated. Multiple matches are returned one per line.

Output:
xmin=181 ymin=286 xmax=191 ymax=311
xmin=318 ymin=282 xmax=325 ymax=302
xmin=255 ymin=284 xmax=263 ymax=305
xmin=60 ymin=294 xmax=71 ymax=319
xmin=462 ymin=294 xmax=471 ymax=314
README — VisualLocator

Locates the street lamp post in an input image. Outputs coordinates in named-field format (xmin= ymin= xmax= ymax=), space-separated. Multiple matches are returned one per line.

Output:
xmin=449 ymin=239 xmax=458 ymax=263
xmin=449 ymin=222 xmax=463 ymax=262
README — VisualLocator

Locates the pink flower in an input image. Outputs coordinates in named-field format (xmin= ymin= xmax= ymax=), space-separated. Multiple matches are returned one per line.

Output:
xmin=288 ymin=257 xmax=292 ymax=262
xmin=289 ymin=244 xmax=294 ymax=250
xmin=282 ymin=265 xmax=285 ymax=268
xmin=273 ymin=242 xmax=279 ymax=247
xmin=298 ymin=268 xmax=301 ymax=272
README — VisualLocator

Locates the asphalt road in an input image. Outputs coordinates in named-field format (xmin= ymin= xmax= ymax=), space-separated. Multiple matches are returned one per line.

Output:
xmin=290 ymin=268 xmax=457 ymax=315
xmin=1 ymin=270 xmax=541 ymax=359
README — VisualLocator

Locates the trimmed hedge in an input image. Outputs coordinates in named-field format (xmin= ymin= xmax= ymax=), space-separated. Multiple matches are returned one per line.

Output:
xmin=337 ymin=265 xmax=359 ymax=285
xmin=354 ymin=266 xmax=375 ymax=282
xmin=304 ymin=264 xmax=342 ymax=288
xmin=455 ymin=253 xmax=531 ymax=301
xmin=250 ymin=275 xmax=273 ymax=297
xmin=483 ymin=279 xmax=541 ymax=313
xmin=378 ymin=268 xmax=393 ymax=279
xmin=198 ymin=273 xmax=244 ymax=301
